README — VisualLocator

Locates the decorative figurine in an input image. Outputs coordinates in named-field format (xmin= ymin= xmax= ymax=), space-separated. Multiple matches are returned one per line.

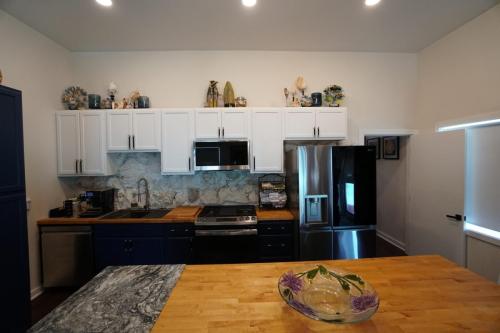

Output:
xmin=223 ymin=81 xmax=236 ymax=107
xmin=295 ymin=76 xmax=307 ymax=96
xmin=323 ymin=85 xmax=345 ymax=107
xmin=61 ymin=86 xmax=88 ymax=110
xmin=108 ymin=82 xmax=118 ymax=109
xmin=284 ymin=88 xmax=289 ymax=106
xmin=206 ymin=80 xmax=219 ymax=108
xmin=235 ymin=96 xmax=247 ymax=107
xmin=128 ymin=90 xmax=141 ymax=108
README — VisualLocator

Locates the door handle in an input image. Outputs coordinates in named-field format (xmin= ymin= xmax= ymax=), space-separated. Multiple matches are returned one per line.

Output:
xmin=253 ymin=156 xmax=256 ymax=170
xmin=218 ymin=127 xmax=221 ymax=138
xmin=132 ymin=135 xmax=135 ymax=149
xmin=222 ymin=127 xmax=225 ymax=137
xmin=75 ymin=159 xmax=78 ymax=174
xmin=128 ymin=135 xmax=131 ymax=149
xmin=445 ymin=214 xmax=463 ymax=222
xmin=79 ymin=159 xmax=83 ymax=174
xmin=188 ymin=157 xmax=191 ymax=171
xmin=317 ymin=127 xmax=320 ymax=137
xmin=314 ymin=127 xmax=316 ymax=137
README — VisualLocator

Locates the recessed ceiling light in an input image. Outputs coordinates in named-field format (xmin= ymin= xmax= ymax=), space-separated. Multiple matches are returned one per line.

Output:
xmin=96 ymin=0 xmax=112 ymax=7
xmin=365 ymin=0 xmax=381 ymax=6
xmin=242 ymin=0 xmax=257 ymax=8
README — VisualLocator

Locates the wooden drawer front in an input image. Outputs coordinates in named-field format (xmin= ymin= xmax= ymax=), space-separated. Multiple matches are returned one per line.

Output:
xmin=93 ymin=224 xmax=164 ymax=238
xmin=258 ymin=222 xmax=292 ymax=235
xmin=259 ymin=235 xmax=292 ymax=257
xmin=165 ymin=223 xmax=194 ymax=237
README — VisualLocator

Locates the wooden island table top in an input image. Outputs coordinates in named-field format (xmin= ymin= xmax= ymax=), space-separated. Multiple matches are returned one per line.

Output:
xmin=152 ymin=255 xmax=500 ymax=333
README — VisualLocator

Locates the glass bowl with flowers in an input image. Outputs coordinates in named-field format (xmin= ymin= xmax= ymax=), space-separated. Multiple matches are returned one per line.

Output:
xmin=278 ymin=265 xmax=379 ymax=323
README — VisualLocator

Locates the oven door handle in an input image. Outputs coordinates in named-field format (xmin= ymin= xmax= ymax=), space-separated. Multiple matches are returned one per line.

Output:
xmin=195 ymin=229 xmax=257 ymax=236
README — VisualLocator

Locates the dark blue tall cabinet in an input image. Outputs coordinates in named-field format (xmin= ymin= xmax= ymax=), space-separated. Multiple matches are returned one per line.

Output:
xmin=0 ymin=85 xmax=31 ymax=332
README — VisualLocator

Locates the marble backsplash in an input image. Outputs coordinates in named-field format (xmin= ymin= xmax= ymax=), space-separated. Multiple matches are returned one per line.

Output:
xmin=60 ymin=153 xmax=260 ymax=209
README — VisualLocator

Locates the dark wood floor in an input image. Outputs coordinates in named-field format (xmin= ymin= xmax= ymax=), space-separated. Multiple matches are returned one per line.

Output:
xmin=30 ymin=236 xmax=405 ymax=327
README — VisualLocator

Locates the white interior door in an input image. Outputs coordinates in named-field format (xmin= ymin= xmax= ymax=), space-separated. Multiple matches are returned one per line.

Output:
xmin=195 ymin=109 xmax=221 ymax=139
xmin=56 ymin=112 xmax=80 ymax=176
xmin=133 ymin=110 xmax=161 ymax=151
xmin=252 ymin=109 xmax=283 ymax=173
xmin=316 ymin=108 xmax=347 ymax=139
xmin=407 ymin=130 xmax=465 ymax=265
xmin=80 ymin=111 xmax=106 ymax=175
xmin=161 ymin=111 xmax=194 ymax=174
xmin=284 ymin=109 xmax=316 ymax=139
xmin=221 ymin=110 xmax=249 ymax=139
xmin=107 ymin=111 xmax=132 ymax=151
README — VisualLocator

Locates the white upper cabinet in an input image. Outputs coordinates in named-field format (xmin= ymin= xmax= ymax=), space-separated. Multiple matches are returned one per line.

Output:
xmin=161 ymin=110 xmax=195 ymax=175
xmin=107 ymin=110 xmax=161 ymax=152
xmin=56 ymin=112 xmax=80 ymax=175
xmin=56 ymin=111 xmax=112 ymax=177
xmin=195 ymin=108 xmax=249 ymax=139
xmin=221 ymin=110 xmax=249 ymax=139
xmin=284 ymin=107 xmax=347 ymax=140
xmin=133 ymin=110 xmax=162 ymax=151
xmin=195 ymin=109 xmax=221 ymax=139
xmin=107 ymin=111 xmax=132 ymax=151
xmin=316 ymin=108 xmax=348 ymax=139
xmin=251 ymin=109 xmax=284 ymax=173
xmin=284 ymin=109 xmax=316 ymax=139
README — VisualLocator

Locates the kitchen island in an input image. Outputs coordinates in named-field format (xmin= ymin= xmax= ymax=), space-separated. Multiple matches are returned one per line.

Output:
xmin=152 ymin=255 xmax=500 ymax=332
xmin=29 ymin=265 xmax=184 ymax=333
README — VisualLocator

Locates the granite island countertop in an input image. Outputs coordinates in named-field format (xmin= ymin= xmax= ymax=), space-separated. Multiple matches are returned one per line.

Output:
xmin=29 ymin=265 xmax=184 ymax=333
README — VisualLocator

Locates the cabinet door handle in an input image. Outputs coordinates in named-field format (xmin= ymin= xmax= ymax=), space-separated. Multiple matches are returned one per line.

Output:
xmin=75 ymin=159 xmax=78 ymax=174
xmin=129 ymin=239 xmax=134 ymax=252
xmin=222 ymin=127 xmax=225 ymax=137
xmin=218 ymin=127 xmax=221 ymax=138
xmin=317 ymin=127 xmax=320 ymax=137
xmin=445 ymin=214 xmax=463 ymax=222
xmin=253 ymin=156 xmax=256 ymax=170
xmin=79 ymin=159 xmax=83 ymax=174
xmin=314 ymin=127 xmax=316 ymax=137
xmin=128 ymin=135 xmax=131 ymax=149
xmin=132 ymin=135 xmax=136 ymax=149
xmin=188 ymin=157 xmax=191 ymax=171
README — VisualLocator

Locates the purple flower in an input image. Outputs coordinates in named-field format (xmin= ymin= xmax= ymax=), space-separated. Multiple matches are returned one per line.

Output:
xmin=280 ymin=271 xmax=303 ymax=293
xmin=351 ymin=294 xmax=378 ymax=312
xmin=289 ymin=300 xmax=316 ymax=317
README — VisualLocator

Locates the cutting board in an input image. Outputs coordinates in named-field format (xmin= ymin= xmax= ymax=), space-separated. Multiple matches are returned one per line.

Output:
xmin=164 ymin=206 xmax=202 ymax=222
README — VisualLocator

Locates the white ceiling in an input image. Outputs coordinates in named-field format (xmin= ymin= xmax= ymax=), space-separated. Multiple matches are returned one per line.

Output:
xmin=0 ymin=0 xmax=497 ymax=52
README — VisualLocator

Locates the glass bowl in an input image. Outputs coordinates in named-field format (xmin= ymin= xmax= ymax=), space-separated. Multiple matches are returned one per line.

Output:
xmin=278 ymin=265 xmax=379 ymax=323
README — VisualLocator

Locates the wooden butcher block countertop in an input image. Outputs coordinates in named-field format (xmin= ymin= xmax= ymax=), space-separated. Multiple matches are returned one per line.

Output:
xmin=256 ymin=208 xmax=295 ymax=221
xmin=37 ymin=206 xmax=202 ymax=225
xmin=152 ymin=255 xmax=500 ymax=333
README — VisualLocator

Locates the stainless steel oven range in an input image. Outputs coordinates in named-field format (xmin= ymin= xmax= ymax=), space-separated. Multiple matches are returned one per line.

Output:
xmin=193 ymin=205 xmax=258 ymax=264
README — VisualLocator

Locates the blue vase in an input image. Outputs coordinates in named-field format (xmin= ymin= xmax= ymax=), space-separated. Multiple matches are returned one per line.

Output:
xmin=88 ymin=94 xmax=101 ymax=109
xmin=137 ymin=96 xmax=150 ymax=108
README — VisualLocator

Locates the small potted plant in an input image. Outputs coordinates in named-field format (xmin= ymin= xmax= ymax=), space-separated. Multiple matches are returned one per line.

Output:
xmin=323 ymin=85 xmax=345 ymax=107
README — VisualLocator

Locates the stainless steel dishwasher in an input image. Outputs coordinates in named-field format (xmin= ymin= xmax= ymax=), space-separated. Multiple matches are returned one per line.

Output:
xmin=40 ymin=225 xmax=94 ymax=287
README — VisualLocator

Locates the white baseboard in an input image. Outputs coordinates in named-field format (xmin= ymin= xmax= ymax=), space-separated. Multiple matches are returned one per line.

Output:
xmin=377 ymin=230 xmax=406 ymax=252
xmin=31 ymin=285 xmax=44 ymax=300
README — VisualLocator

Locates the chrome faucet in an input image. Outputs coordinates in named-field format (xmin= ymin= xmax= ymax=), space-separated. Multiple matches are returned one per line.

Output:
xmin=137 ymin=177 xmax=150 ymax=210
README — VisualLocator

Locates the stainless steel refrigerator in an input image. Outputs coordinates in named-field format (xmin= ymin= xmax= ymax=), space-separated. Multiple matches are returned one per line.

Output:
xmin=285 ymin=144 xmax=377 ymax=260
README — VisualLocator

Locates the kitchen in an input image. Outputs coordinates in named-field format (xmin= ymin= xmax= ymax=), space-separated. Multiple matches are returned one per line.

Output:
xmin=1 ymin=0 xmax=500 ymax=332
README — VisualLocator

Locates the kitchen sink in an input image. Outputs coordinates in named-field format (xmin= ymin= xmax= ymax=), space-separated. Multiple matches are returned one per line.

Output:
xmin=101 ymin=209 xmax=170 ymax=219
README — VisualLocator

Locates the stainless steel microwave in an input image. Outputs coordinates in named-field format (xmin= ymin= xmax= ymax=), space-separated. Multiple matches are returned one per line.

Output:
xmin=194 ymin=141 xmax=250 ymax=171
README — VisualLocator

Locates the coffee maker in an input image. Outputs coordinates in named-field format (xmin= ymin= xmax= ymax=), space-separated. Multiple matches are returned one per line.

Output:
xmin=79 ymin=188 xmax=116 ymax=218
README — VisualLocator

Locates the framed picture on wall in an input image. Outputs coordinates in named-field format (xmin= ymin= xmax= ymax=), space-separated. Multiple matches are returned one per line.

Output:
xmin=364 ymin=137 xmax=381 ymax=159
xmin=382 ymin=136 xmax=400 ymax=160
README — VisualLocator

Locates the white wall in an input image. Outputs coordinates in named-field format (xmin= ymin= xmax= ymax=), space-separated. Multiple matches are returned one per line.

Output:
xmin=0 ymin=10 xmax=73 ymax=297
xmin=408 ymin=4 xmax=500 ymax=264
xmin=376 ymin=137 xmax=408 ymax=249
xmin=72 ymin=51 xmax=418 ymax=144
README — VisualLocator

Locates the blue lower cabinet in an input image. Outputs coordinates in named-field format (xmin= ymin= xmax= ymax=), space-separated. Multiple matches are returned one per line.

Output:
xmin=165 ymin=223 xmax=194 ymax=264
xmin=93 ymin=224 xmax=167 ymax=271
